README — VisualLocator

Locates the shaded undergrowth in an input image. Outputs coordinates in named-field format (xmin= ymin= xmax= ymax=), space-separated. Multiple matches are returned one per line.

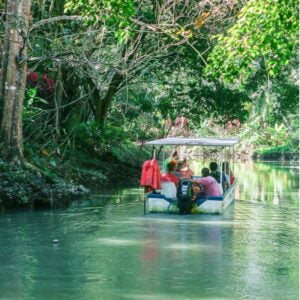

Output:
xmin=0 ymin=140 xmax=148 ymax=210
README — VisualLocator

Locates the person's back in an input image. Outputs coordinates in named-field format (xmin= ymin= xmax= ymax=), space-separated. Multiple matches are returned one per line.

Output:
xmin=162 ymin=173 xmax=179 ymax=186
xmin=171 ymin=160 xmax=185 ymax=179
xmin=197 ymin=176 xmax=221 ymax=197
xmin=209 ymin=162 xmax=228 ymax=191
xmin=179 ymin=159 xmax=194 ymax=179
xmin=194 ymin=168 xmax=221 ymax=197
xmin=210 ymin=170 xmax=220 ymax=182
xmin=209 ymin=162 xmax=221 ymax=182
xmin=171 ymin=170 xmax=183 ymax=179
xmin=162 ymin=160 xmax=179 ymax=187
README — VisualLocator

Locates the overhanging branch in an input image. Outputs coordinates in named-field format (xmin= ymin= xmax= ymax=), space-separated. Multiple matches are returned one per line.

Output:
xmin=29 ymin=15 xmax=83 ymax=32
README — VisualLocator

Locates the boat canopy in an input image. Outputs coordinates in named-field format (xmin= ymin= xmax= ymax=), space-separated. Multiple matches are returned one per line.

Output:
xmin=145 ymin=137 xmax=240 ymax=147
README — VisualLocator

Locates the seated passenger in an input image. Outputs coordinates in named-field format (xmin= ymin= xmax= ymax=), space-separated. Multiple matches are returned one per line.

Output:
xmin=179 ymin=158 xmax=194 ymax=179
xmin=192 ymin=168 xmax=222 ymax=197
xmin=209 ymin=162 xmax=228 ymax=192
xmin=171 ymin=160 xmax=184 ymax=180
xmin=222 ymin=162 xmax=234 ymax=185
xmin=162 ymin=160 xmax=179 ymax=187
xmin=163 ymin=151 xmax=179 ymax=173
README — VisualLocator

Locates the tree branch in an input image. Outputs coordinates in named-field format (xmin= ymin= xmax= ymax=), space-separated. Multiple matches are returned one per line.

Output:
xmin=29 ymin=15 xmax=83 ymax=32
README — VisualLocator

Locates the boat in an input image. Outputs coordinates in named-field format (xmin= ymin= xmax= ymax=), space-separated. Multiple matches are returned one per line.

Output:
xmin=142 ymin=137 xmax=239 ymax=214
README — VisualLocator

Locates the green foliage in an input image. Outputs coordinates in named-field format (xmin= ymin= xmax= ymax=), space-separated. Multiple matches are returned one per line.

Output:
xmin=270 ymin=74 xmax=299 ymax=124
xmin=0 ymin=158 xmax=89 ymax=208
xmin=158 ymin=77 xmax=251 ymax=126
xmin=64 ymin=0 xmax=135 ymax=40
xmin=254 ymin=144 xmax=297 ymax=160
xmin=188 ymin=81 xmax=250 ymax=124
xmin=252 ymin=124 xmax=289 ymax=147
xmin=73 ymin=120 xmax=149 ymax=163
xmin=65 ymin=164 xmax=108 ymax=184
xmin=74 ymin=120 xmax=130 ymax=153
xmin=255 ymin=145 xmax=294 ymax=155
xmin=24 ymin=87 xmax=48 ymax=107
xmin=3 ymin=0 xmax=299 ymax=210
xmin=205 ymin=0 xmax=298 ymax=83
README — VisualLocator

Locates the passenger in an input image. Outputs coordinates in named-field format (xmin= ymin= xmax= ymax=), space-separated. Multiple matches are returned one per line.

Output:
xmin=162 ymin=160 xmax=179 ymax=187
xmin=209 ymin=162 xmax=228 ymax=192
xmin=222 ymin=162 xmax=234 ymax=185
xmin=171 ymin=160 xmax=184 ymax=180
xmin=192 ymin=168 xmax=221 ymax=197
xmin=221 ymin=162 xmax=230 ymax=184
xmin=163 ymin=150 xmax=179 ymax=172
xmin=179 ymin=158 xmax=194 ymax=179
xmin=191 ymin=182 xmax=205 ymax=200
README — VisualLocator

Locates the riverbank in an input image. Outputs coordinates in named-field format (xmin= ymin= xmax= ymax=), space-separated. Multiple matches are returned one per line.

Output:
xmin=1 ymin=136 xmax=297 ymax=210
xmin=0 ymin=159 xmax=89 ymax=210
xmin=253 ymin=144 xmax=298 ymax=161
xmin=0 ymin=141 xmax=148 ymax=210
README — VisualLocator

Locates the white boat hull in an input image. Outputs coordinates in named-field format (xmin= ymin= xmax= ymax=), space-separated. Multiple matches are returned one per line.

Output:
xmin=146 ymin=181 xmax=237 ymax=214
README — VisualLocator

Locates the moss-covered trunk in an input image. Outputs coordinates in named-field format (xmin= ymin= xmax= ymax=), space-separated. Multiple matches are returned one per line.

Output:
xmin=0 ymin=0 xmax=32 ymax=163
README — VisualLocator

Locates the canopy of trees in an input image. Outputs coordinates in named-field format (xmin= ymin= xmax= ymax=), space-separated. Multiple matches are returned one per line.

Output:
xmin=205 ymin=0 xmax=298 ymax=82
xmin=0 ymin=0 xmax=298 ymax=165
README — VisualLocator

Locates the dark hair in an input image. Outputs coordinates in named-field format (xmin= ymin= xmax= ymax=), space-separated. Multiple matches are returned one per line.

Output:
xmin=167 ymin=160 xmax=176 ymax=172
xmin=209 ymin=162 xmax=218 ymax=171
xmin=176 ymin=160 xmax=185 ymax=170
xmin=172 ymin=151 xmax=178 ymax=158
xmin=201 ymin=167 xmax=210 ymax=177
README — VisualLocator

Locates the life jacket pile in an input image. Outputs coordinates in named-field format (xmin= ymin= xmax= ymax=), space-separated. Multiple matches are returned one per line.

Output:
xmin=140 ymin=159 xmax=161 ymax=192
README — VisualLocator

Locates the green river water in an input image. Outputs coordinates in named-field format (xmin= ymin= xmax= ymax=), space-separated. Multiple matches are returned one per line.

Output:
xmin=0 ymin=162 xmax=298 ymax=300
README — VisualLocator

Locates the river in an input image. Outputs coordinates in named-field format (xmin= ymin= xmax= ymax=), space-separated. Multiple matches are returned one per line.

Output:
xmin=0 ymin=161 xmax=298 ymax=299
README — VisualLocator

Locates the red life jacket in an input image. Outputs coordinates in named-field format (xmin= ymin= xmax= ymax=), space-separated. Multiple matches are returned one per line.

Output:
xmin=140 ymin=159 xmax=161 ymax=190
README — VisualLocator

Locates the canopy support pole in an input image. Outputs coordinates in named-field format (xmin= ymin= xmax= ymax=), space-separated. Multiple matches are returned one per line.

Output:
xmin=152 ymin=146 xmax=156 ymax=159
xmin=144 ymin=187 xmax=146 ymax=215
xmin=232 ymin=146 xmax=235 ymax=178
xmin=220 ymin=147 xmax=224 ymax=192
xmin=162 ymin=147 xmax=165 ymax=170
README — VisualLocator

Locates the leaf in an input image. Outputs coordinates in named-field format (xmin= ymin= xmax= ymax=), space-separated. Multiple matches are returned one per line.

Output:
xmin=36 ymin=97 xmax=49 ymax=104
xmin=205 ymin=0 xmax=298 ymax=83
xmin=41 ymin=149 xmax=49 ymax=156
xmin=27 ymin=88 xmax=37 ymax=98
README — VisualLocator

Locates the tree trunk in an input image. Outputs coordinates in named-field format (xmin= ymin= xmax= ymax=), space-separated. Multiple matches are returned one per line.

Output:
xmin=54 ymin=64 xmax=62 ymax=136
xmin=95 ymin=72 xmax=124 ymax=128
xmin=0 ymin=0 xmax=31 ymax=163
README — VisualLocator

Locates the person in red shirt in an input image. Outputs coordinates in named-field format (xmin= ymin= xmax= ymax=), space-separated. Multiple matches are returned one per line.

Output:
xmin=179 ymin=158 xmax=194 ymax=179
xmin=162 ymin=160 xmax=179 ymax=187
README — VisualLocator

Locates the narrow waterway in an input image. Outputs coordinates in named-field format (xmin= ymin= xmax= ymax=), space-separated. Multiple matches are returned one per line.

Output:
xmin=0 ymin=162 xmax=298 ymax=300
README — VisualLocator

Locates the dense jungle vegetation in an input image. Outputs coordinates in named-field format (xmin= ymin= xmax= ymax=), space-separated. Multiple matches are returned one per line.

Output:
xmin=0 ymin=0 xmax=298 ymax=208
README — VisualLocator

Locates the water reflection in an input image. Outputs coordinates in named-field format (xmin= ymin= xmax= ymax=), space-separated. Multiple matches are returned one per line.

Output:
xmin=0 ymin=162 xmax=298 ymax=299
xmin=236 ymin=161 xmax=299 ymax=206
